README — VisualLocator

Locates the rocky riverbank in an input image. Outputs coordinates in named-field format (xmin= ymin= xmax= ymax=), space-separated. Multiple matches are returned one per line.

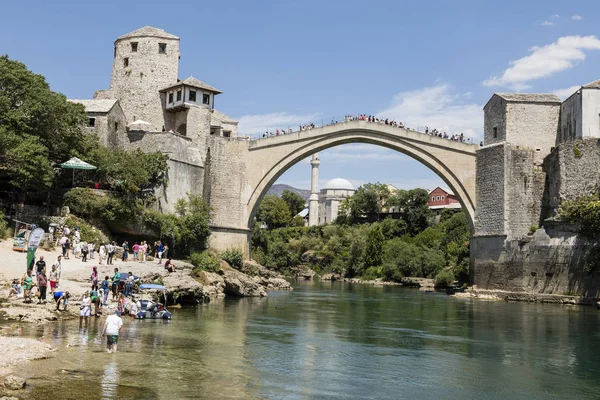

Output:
xmin=452 ymin=286 xmax=600 ymax=305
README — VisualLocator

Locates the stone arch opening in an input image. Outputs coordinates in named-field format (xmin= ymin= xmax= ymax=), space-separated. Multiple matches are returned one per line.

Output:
xmin=246 ymin=132 xmax=476 ymax=235
xmin=177 ymin=123 xmax=187 ymax=135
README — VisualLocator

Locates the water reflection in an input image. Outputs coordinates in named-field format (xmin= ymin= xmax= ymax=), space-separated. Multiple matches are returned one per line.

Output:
xmin=101 ymin=360 xmax=119 ymax=399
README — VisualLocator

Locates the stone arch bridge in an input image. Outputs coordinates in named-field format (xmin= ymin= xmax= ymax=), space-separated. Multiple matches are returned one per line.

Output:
xmin=205 ymin=120 xmax=477 ymax=255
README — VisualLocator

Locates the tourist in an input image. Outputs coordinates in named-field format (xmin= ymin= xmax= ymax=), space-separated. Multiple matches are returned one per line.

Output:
xmin=117 ymin=293 xmax=126 ymax=315
xmin=162 ymin=244 xmax=169 ymax=260
xmin=140 ymin=241 xmax=148 ymax=263
xmin=102 ymin=309 xmax=123 ymax=353
xmin=8 ymin=279 xmax=22 ymax=298
xmin=49 ymin=264 xmax=58 ymax=294
xmin=132 ymin=242 xmax=140 ymax=261
xmin=125 ymin=272 xmax=134 ymax=297
xmin=37 ymin=270 xmax=48 ymax=304
xmin=153 ymin=241 xmax=159 ymax=258
xmin=99 ymin=243 xmax=106 ymax=265
xmin=80 ymin=291 xmax=91 ymax=325
xmin=90 ymin=287 xmax=101 ymax=317
xmin=90 ymin=266 xmax=98 ymax=290
xmin=35 ymin=256 xmax=46 ymax=278
xmin=165 ymin=258 xmax=175 ymax=273
xmin=54 ymin=290 xmax=70 ymax=311
xmin=64 ymin=237 xmax=71 ymax=259
xmin=81 ymin=241 xmax=88 ymax=262
xmin=122 ymin=241 xmax=129 ymax=262
xmin=89 ymin=242 xmax=95 ymax=259
xmin=23 ymin=270 xmax=34 ymax=303
xmin=157 ymin=241 xmax=164 ymax=264
xmin=112 ymin=268 xmax=121 ymax=301
xmin=107 ymin=242 xmax=115 ymax=265
xmin=101 ymin=276 xmax=110 ymax=305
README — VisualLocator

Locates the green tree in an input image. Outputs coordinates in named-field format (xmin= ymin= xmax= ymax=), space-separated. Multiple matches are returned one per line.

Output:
xmin=388 ymin=188 xmax=432 ymax=235
xmin=341 ymin=183 xmax=391 ymax=223
xmin=257 ymin=195 xmax=292 ymax=229
xmin=281 ymin=190 xmax=306 ymax=217
xmin=0 ymin=55 xmax=88 ymax=194
xmin=364 ymin=224 xmax=384 ymax=268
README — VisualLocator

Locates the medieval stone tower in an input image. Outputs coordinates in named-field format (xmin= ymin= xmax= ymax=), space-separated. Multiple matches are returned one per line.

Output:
xmin=96 ymin=26 xmax=180 ymax=132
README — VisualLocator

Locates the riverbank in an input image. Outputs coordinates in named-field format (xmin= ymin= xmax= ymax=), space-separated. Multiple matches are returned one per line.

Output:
xmin=452 ymin=286 xmax=600 ymax=305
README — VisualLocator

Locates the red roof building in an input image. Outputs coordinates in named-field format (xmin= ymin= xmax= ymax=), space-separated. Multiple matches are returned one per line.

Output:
xmin=428 ymin=187 xmax=461 ymax=210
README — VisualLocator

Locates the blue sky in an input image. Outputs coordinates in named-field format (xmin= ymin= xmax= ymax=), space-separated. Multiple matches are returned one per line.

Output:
xmin=2 ymin=0 xmax=599 ymax=191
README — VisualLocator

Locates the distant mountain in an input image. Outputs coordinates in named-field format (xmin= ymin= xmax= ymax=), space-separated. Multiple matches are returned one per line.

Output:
xmin=267 ymin=184 xmax=311 ymax=202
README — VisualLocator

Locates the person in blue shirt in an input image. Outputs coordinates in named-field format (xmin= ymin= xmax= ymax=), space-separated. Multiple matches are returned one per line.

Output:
xmin=156 ymin=241 xmax=164 ymax=265
xmin=101 ymin=276 xmax=110 ymax=306
xmin=54 ymin=291 xmax=70 ymax=311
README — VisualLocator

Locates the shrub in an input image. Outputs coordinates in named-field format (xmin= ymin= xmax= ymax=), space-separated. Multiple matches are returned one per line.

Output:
xmin=0 ymin=211 xmax=8 ymax=239
xmin=434 ymin=269 xmax=456 ymax=288
xmin=528 ymin=225 xmax=539 ymax=235
xmin=221 ymin=248 xmax=244 ymax=269
xmin=63 ymin=215 xmax=109 ymax=244
xmin=190 ymin=252 xmax=221 ymax=273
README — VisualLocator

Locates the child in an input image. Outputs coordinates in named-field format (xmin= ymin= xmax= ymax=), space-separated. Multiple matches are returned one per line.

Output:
xmin=49 ymin=264 xmax=58 ymax=294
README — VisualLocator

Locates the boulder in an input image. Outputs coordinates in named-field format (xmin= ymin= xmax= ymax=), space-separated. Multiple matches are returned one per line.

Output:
xmin=241 ymin=260 xmax=282 ymax=278
xmin=4 ymin=375 xmax=26 ymax=390
xmin=293 ymin=265 xmax=316 ymax=280
xmin=222 ymin=269 xmax=267 ymax=297
xmin=321 ymin=273 xmax=343 ymax=281
xmin=253 ymin=276 xmax=293 ymax=291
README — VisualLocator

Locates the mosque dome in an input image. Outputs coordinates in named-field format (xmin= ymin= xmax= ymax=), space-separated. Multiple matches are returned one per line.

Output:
xmin=323 ymin=178 xmax=355 ymax=190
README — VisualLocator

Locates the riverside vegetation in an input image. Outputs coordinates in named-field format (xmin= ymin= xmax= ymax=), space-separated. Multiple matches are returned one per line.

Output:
xmin=252 ymin=185 xmax=470 ymax=287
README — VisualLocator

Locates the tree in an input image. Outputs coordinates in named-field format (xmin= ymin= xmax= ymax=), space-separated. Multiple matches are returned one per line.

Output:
xmin=256 ymin=195 xmax=291 ymax=229
xmin=388 ymin=188 xmax=432 ymax=235
xmin=281 ymin=190 xmax=306 ymax=217
xmin=0 ymin=55 xmax=88 ymax=195
xmin=341 ymin=183 xmax=391 ymax=223
xmin=364 ymin=224 xmax=384 ymax=268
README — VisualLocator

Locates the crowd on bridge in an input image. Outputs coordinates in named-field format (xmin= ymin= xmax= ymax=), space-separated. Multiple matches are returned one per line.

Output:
xmin=252 ymin=114 xmax=474 ymax=144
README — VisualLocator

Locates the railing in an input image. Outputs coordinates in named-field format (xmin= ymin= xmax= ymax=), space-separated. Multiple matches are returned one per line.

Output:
xmin=245 ymin=115 xmax=477 ymax=145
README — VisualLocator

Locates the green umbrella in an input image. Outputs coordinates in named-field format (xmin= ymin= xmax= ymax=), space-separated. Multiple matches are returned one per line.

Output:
xmin=60 ymin=157 xmax=97 ymax=187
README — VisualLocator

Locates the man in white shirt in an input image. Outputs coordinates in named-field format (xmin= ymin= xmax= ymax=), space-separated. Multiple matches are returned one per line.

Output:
xmin=102 ymin=310 xmax=123 ymax=353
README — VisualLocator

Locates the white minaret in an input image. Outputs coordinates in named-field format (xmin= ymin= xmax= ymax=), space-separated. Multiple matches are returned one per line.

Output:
xmin=308 ymin=153 xmax=320 ymax=226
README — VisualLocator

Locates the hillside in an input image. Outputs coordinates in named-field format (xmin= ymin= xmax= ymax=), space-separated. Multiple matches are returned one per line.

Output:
xmin=267 ymin=184 xmax=310 ymax=202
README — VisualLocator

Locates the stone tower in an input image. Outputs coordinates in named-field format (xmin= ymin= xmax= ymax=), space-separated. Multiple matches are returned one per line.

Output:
xmin=308 ymin=153 xmax=320 ymax=226
xmin=106 ymin=26 xmax=180 ymax=131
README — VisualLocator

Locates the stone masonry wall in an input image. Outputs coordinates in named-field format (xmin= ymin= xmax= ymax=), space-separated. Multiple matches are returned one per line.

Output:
xmin=474 ymin=143 xmax=505 ymax=236
xmin=506 ymin=102 xmax=560 ymax=164
xmin=542 ymin=138 xmax=600 ymax=219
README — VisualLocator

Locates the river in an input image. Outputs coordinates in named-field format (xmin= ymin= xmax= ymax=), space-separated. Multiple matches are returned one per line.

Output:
xmin=8 ymin=280 xmax=600 ymax=399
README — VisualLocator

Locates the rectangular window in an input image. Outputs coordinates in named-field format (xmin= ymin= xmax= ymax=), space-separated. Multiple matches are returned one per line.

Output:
xmin=131 ymin=42 xmax=138 ymax=52
xmin=493 ymin=127 xmax=498 ymax=138
xmin=158 ymin=43 xmax=167 ymax=54
xmin=168 ymin=92 xmax=174 ymax=104
xmin=176 ymin=90 xmax=182 ymax=101
xmin=223 ymin=131 xmax=231 ymax=138
xmin=88 ymin=118 xmax=96 ymax=127
xmin=189 ymin=90 xmax=197 ymax=102
xmin=202 ymin=93 xmax=210 ymax=105
xmin=123 ymin=57 xmax=129 ymax=67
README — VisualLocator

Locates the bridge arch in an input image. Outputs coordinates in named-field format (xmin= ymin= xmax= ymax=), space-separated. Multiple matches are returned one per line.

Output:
xmin=207 ymin=120 xmax=477 ymax=255
xmin=246 ymin=126 xmax=477 ymax=230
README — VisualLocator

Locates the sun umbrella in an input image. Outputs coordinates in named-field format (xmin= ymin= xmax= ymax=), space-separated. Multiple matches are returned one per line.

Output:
xmin=127 ymin=119 xmax=152 ymax=131
xmin=60 ymin=157 xmax=97 ymax=186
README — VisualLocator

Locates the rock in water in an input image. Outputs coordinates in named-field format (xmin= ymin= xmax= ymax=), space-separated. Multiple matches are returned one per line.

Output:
xmin=222 ymin=269 xmax=267 ymax=297
xmin=4 ymin=375 xmax=26 ymax=390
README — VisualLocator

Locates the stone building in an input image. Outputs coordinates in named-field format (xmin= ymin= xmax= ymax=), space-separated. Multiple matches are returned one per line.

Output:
xmin=559 ymin=79 xmax=600 ymax=143
xmin=317 ymin=178 xmax=355 ymax=225
xmin=69 ymin=26 xmax=239 ymax=213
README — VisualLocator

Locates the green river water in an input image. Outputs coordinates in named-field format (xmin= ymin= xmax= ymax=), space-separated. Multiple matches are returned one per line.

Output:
xmin=5 ymin=280 xmax=600 ymax=399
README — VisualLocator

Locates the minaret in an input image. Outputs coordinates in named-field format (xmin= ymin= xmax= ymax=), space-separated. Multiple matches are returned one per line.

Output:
xmin=308 ymin=153 xmax=320 ymax=226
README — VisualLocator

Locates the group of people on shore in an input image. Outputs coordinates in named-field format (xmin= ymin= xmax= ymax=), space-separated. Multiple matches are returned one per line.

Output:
xmin=252 ymin=114 xmax=473 ymax=144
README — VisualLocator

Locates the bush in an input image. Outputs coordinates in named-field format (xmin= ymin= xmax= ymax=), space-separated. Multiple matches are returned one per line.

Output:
xmin=434 ymin=269 xmax=455 ymax=288
xmin=221 ymin=248 xmax=244 ymax=269
xmin=0 ymin=211 xmax=9 ymax=239
xmin=63 ymin=215 xmax=109 ymax=244
xmin=190 ymin=252 xmax=221 ymax=273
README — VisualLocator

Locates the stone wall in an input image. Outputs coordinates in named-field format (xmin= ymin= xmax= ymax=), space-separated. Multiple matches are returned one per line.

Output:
xmin=483 ymin=95 xmax=506 ymax=145
xmin=506 ymin=102 xmax=560 ymax=164
xmin=473 ymin=227 xmax=600 ymax=297
xmin=474 ymin=143 xmax=505 ymax=235
xmin=542 ymin=138 xmax=600 ymax=219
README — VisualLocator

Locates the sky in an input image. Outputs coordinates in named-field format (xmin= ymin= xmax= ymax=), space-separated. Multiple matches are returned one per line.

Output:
xmin=2 ymin=0 xmax=599 ymax=191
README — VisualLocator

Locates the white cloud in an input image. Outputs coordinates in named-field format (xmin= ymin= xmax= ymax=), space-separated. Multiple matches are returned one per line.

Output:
xmin=572 ymin=14 xmax=583 ymax=21
xmin=540 ymin=21 xmax=554 ymax=26
xmin=553 ymin=85 xmax=580 ymax=99
xmin=377 ymin=84 xmax=483 ymax=140
xmin=551 ymin=14 xmax=560 ymax=19
xmin=483 ymin=35 xmax=600 ymax=90
xmin=237 ymin=112 xmax=320 ymax=134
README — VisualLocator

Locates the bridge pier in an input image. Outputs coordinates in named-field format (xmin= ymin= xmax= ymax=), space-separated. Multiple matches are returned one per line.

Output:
xmin=208 ymin=227 xmax=251 ymax=258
